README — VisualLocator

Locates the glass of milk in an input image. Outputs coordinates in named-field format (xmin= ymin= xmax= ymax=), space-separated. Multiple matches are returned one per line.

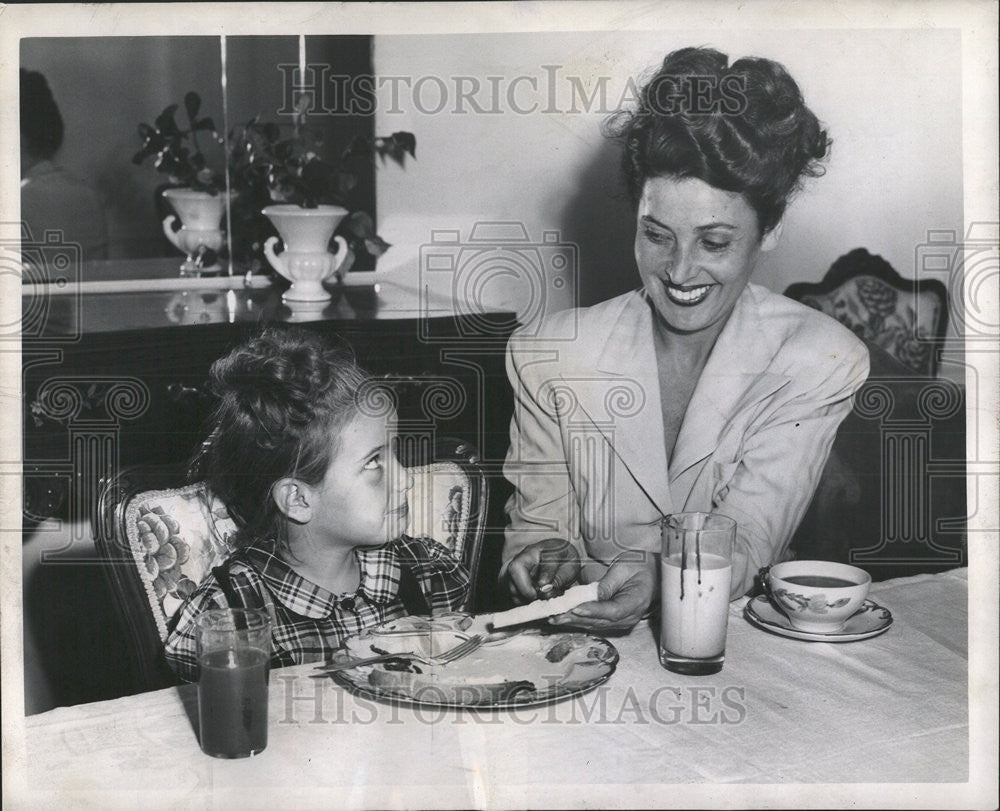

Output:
xmin=658 ymin=512 xmax=736 ymax=675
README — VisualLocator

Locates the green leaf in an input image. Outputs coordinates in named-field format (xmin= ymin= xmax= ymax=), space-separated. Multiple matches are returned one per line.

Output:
xmin=341 ymin=135 xmax=372 ymax=162
xmin=336 ymin=171 xmax=358 ymax=197
xmin=390 ymin=131 xmax=416 ymax=158
xmin=364 ymin=235 xmax=391 ymax=257
xmin=298 ymin=123 xmax=324 ymax=148
xmin=184 ymin=91 xmax=201 ymax=121
xmin=343 ymin=210 xmax=375 ymax=238
xmin=155 ymin=105 xmax=180 ymax=137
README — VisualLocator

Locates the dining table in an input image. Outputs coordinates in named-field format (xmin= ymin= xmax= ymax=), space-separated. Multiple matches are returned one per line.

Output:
xmin=9 ymin=568 xmax=986 ymax=808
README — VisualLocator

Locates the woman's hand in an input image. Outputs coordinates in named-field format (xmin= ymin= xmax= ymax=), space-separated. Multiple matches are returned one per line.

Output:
xmin=548 ymin=556 xmax=656 ymax=632
xmin=504 ymin=538 xmax=581 ymax=604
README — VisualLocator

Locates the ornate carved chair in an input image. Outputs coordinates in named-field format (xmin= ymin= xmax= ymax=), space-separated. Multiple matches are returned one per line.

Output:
xmin=784 ymin=248 xmax=948 ymax=376
xmin=785 ymin=249 xmax=965 ymax=578
xmin=93 ymin=437 xmax=488 ymax=694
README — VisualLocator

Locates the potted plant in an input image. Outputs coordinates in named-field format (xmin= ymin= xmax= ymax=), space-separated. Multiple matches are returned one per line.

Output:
xmin=133 ymin=92 xmax=227 ymax=275
xmin=227 ymin=102 xmax=415 ymax=282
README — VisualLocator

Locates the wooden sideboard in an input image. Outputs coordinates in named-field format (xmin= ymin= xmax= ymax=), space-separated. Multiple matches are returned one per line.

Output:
xmin=26 ymin=291 xmax=512 ymax=481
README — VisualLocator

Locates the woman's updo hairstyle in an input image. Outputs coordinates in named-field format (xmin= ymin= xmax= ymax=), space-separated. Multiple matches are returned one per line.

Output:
xmin=605 ymin=46 xmax=829 ymax=234
xmin=195 ymin=326 xmax=370 ymax=549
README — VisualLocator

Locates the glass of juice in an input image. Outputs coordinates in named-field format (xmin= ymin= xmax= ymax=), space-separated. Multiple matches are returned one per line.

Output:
xmin=195 ymin=608 xmax=271 ymax=758
xmin=659 ymin=512 xmax=736 ymax=675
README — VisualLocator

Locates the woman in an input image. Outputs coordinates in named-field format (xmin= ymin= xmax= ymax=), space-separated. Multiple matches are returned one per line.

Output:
xmin=501 ymin=47 xmax=869 ymax=631
xmin=20 ymin=69 xmax=108 ymax=263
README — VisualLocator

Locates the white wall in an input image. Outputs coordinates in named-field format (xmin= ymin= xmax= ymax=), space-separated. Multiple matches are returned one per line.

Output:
xmin=373 ymin=28 xmax=964 ymax=369
xmin=21 ymin=38 xmax=226 ymax=258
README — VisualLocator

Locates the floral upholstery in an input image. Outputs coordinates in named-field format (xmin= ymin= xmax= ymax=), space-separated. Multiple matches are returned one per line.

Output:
xmin=122 ymin=462 xmax=472 ymax=640
xmin=405 ymin=462 xmax=472 ymax=558
xmin=124 ymin=484 xmax=237 ymax=640
xmin=791 ymin=248 xmax=946 ymax=376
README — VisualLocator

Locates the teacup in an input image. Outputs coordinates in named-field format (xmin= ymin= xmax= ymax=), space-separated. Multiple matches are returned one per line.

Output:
xmin=764 ymin=560 xmax=871 ymax=633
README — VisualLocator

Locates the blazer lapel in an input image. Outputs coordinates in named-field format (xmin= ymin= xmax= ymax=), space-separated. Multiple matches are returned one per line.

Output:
xmin=669 ymin=285 xmax=791 ymax=482
xmin=593 ymin=291 xmax=673 ymax=518
xmin=583 ymin=285 xmax=793 ymax=517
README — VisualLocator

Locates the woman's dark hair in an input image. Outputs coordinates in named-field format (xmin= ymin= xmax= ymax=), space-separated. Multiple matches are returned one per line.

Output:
xmin=605 ymin=47 xmax=829 ymax=233
xmin=20 ymin=69 xmax=64 ymax=161
xmin=195 ymin=326 xmax=370 ymax=550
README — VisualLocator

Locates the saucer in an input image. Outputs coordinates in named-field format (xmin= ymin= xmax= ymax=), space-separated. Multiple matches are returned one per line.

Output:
xmin=744 ymin=596 xmax=893 ymax=642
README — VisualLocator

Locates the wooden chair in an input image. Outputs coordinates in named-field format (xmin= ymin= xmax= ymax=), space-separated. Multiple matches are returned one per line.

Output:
xmin=785 ymin=250 xmax=965 ymax=578
xmin=784 ymin=248 xmax=948 ymax=376
xmin=92 ymin=437 xmax=488 ymax=694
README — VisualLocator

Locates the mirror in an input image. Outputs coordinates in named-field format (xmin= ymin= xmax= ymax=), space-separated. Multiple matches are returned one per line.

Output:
xmin=19 ymin=35 xmax=375 ymax=271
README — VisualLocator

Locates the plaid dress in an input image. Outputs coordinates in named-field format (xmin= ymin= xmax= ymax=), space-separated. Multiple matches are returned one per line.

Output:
xmin=164 ymin=535 xmax=470 ymax=682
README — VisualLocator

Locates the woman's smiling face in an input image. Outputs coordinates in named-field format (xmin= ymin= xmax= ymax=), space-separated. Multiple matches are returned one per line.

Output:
xmin=635 ymin=175 xmax=779 ymax=337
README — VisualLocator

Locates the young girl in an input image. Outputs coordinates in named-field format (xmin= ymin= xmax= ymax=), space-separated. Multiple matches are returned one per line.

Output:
xmin=164 ymin=327 xmax=469 ymax=682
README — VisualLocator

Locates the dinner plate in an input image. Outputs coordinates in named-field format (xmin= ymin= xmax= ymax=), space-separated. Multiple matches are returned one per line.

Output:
xmin=744 ymin=596 xmax=893 ymax=642
xmin=324 ymin=614 xmax=619 ymax=709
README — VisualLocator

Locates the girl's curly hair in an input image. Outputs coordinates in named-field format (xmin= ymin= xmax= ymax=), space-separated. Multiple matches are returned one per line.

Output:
xmin=604 ymin=47 xmax=830 ymax=234
xmin=194 ymin=326 xmax=370 ymax=550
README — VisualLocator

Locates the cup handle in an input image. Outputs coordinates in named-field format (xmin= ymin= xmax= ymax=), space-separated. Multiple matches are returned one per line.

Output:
xmin=263 ymin=236 xmax=289 ymax=281
xmin=328 ymin=235 xmax=349 ymax=280
xmin=757 ymin=565 xmax=794 ymax=620
xmin=757 ymin=565 xmax=773 ymax=597
xmin=162 ymin=215 xmax=181 ymax=250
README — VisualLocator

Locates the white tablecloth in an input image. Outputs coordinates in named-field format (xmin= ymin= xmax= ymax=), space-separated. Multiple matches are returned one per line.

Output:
xmin=10 ymin=569 xmax=977 ymax=808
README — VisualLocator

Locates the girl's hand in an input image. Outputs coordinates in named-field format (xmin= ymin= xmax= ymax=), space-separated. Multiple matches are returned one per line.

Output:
xmin=505 ymin=538 xmax=581 ymax=604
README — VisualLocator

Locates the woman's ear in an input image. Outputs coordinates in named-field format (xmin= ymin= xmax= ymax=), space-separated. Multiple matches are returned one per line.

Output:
xmin=761 ymin=220 xmax=784 ymax=252
xmin=272 ymin=478 xmax=311 ymax=523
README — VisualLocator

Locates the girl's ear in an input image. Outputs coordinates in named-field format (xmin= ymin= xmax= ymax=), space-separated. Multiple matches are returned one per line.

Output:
xmin=273 ymin=478 xmax=311 ymax=523
xmin=761 ymin=219 xmax=784 ymax=252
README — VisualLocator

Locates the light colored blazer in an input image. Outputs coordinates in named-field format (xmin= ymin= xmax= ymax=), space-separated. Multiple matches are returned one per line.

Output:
xmin=502 ymin=283 xmax=870 ymax=597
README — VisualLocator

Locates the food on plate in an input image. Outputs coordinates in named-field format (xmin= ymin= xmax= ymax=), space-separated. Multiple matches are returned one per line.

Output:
xmin=333 ymin=614 xmax=617 ymax=705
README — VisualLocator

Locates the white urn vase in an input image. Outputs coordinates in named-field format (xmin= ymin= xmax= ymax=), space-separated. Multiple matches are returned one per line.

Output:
xmin=262 ymin=204 xmax=350 ymax=303
xmin=161 ymin=188 xmax=225 ymax=276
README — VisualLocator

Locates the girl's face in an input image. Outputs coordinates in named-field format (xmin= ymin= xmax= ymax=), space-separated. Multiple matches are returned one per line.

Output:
xmin=307 ymin=410 xmax=413 ymax=549
xmin=635 ymin=176 xmax=779 ymax=337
